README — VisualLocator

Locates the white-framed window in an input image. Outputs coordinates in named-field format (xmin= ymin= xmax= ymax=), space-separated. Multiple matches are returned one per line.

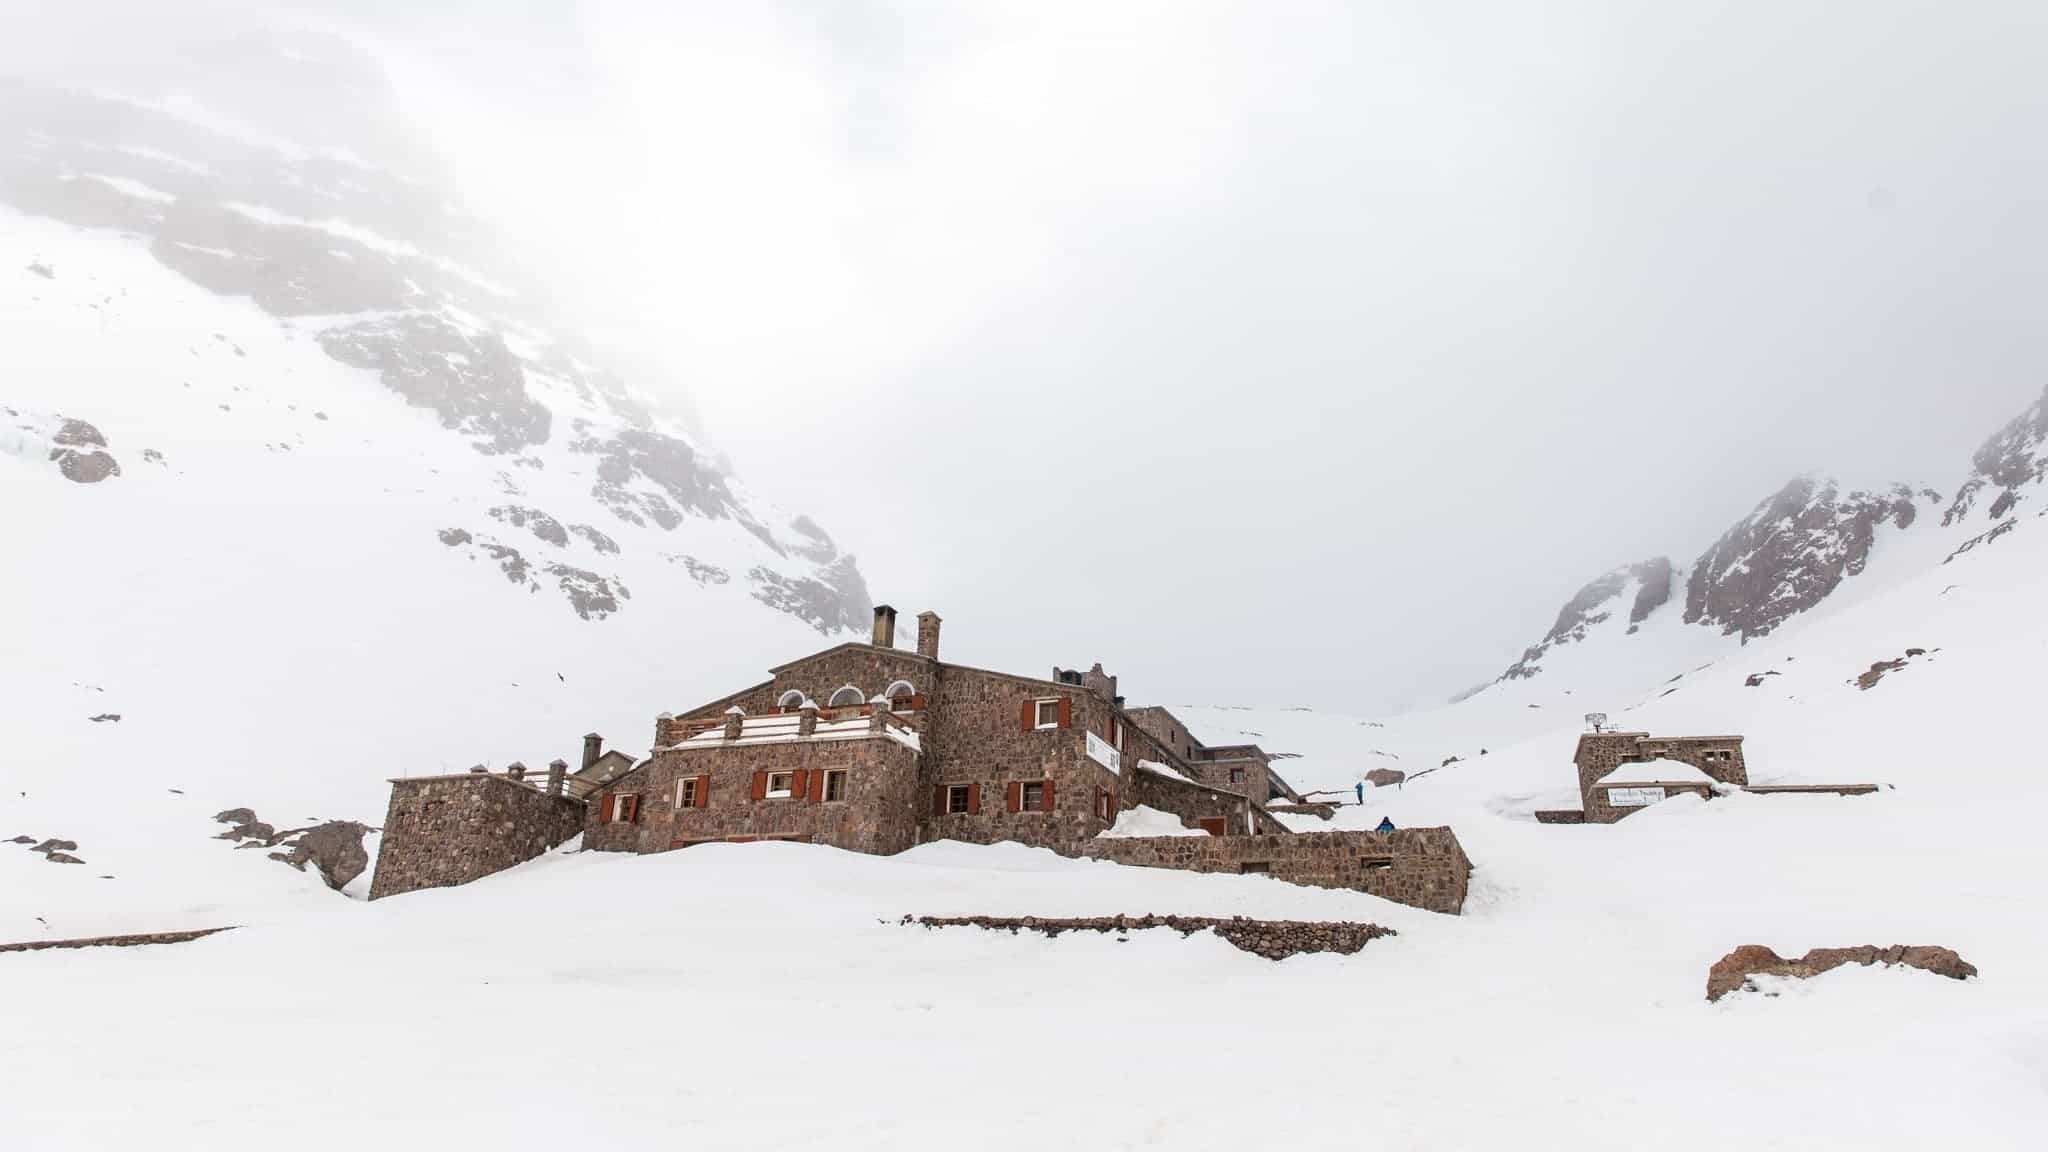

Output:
xmin=885 ymin=680 xmax=916 ymax=699
xmin=946 ymin=784 xmax=972 ymax=814
xmin=1033 ymin=699 xmax=1060 ymax=729
xmin=1021 ymin=781 xmax=1048 ymax=812
xmin=828 ymin=685 xmax=865 ymax=708
xmin=767 ymin=771 xmax=795 ymax=799
xmin=1111 ymin=719 xmax=1122 ymax=751
xmin=1229 ymin=767 xmax=1245 ymax=785
xmin=676 ymin=777 xmax=700 ymax=808
xmin=610 ymin=794 xmax=640 ymax=823
xmin=823 ymin=770 xmax=848 ymax=802
xmin=776 ymin=689 xmax=805 ymax=712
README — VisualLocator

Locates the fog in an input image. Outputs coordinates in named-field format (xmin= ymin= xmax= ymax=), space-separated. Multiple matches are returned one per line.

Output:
xmin=14 ymin=0 xmax=2047 ymax=712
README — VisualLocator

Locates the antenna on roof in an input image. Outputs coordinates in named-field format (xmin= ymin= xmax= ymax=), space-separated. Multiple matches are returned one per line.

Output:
xmin=1584 ymin=712 xmax=1608 ymax=733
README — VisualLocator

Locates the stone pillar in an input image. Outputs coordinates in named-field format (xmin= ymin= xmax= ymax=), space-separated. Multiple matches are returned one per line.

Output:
xmin=798 ymin=701 xmax=819 ymax=738
xmin=655 ymin=712 xmax=674 ymax=747
xmin=871 ymin=604 xmax=897 ymax=648
xmin=581 ymin=733 xmax=603 ymax=771
xmin=546 ymin=759 xmax=568 ymax=797
xmin=916 ymin=611 xmax=942 ymax=660
xmin=506 ymin=762 xmax=527 ymax=783
xmin=723 ymin=707 xmax=745 ymax=741
xmin=468 ymin=764 xmax=487 ymax=774
xmin=869 ymin=696 xmax=891 ymax=734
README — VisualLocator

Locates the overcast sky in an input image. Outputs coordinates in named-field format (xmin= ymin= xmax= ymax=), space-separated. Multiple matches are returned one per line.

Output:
xmin=21 ymin=1 xmax=2048 ymax=712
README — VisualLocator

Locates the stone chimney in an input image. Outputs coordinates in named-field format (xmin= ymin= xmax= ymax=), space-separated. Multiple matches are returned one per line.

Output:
xmin=872 ymin=604 xmax=897 ymax=648
xmin=506 ymin=761 xmax=528 ymax=783
xmin=546 ymin=759 xmax=568 ymax=797
xmin=798 ymin=700 xmax=819 ymax=738
xmin=655 ymin=712 xmax=674 ymax=746
xmin=869 ymin=695 xmax=891 ymax=733
xmin=916 ymin=611 xmax=942 ymax=660
xmin=1082 ymin=663 xmax=1118 ymax=702
xmin=582 ymin=733 xmax=603 ymax=771
xmin=723 ymin=706 xmax=746 ymax=741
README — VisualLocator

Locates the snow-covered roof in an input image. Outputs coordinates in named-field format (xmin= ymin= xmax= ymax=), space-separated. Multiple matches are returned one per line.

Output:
xmin=1594 ymin=758 xmax=1716 ymax=786
xmin=1135 ymin=759 xmax=1195 ymax=785
xmin=667 ymin=712 xmax=921 ymax=753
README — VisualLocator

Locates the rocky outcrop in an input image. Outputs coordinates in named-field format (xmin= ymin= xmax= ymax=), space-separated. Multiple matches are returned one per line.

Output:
xmin=320 ymin=316 xmax=551 ymax=455
xmin=1945 ymin=382 xmax=2047 ymax=525
xmin=1706 ymin=944 xmax=1977 ymax=1002
xmin=488 ymin=504 xmax=569 ymax=548
xmin=438 ymin=529 xmax=626 ymax=618
xmin=1365 ymin=768 xmax=1407 ymax=788
xmin=48 ymin=418 xmax=121 ymax=483
xmin=214 ymin=809 xmax=373 ymax=892
xmin=1685 ymin=478 xmax=1935 ymax=641
xmin=904 ymin=914 xmax=1395 ymax=961
xmin=1499 ymin=559 xmax=1674 ymax=680
xmin=747 ymin=557 xmax=873 ymax=636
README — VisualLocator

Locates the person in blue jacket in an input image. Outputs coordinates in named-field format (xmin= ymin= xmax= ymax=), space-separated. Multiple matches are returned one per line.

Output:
xmin=1375 ymin=816 xmax=1396 ymax=833
xmin=1354 ymin=780 xmax=1365 ymax=805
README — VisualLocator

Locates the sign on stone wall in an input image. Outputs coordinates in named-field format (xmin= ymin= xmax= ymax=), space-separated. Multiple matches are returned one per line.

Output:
xmin=1607 ymin=786 xmax=1667 ymax=807
xmin=1087 ymin=732 xmax=1121 ymax=775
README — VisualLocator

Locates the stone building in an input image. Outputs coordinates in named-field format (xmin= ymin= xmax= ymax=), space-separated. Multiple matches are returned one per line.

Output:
xmin=1535 ymin=726 xmax=1878 ymax=824
xmin=370 ymin=606 xmax=1472 ymax=913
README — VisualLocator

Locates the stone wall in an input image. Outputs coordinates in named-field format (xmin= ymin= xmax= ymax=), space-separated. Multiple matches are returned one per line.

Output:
xmin=904 ymin=914 xmax=1396 ymax=961
xmin=369 ymin=774 xmax=585 ymax=900
xmin=918 ymin=663 xmax=1122 ymax=853
xmin=1585 ymin=780 xmax=1715 ymax=823
xmin=584 ymin=733 xmax=921 ymax=855
xmin=1193 ymin=748 xmax=1273 ymax=806
xmin=1125 ymin=705 xmax=1205 ymax=763
xmin=1573 ymin=731 xmax=1746 ymax=809
xmin=1127 ymin=765 xmax=1287 ymax=836
xmin=1081 ymin=828 xmax=1472 ymax=915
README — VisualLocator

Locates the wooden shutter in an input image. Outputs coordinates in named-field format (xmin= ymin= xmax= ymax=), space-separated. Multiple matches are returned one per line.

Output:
xmin=695 ymin=774 xmax=711 ymax=808
xmin=967 ymin=783 xmax=982 ymax=815
xmin=1042 ymin=780 xmax=1056 ymax=811
xmin=1020 ymin=700 xmax=1035 ymax=730
xmin=1005 ymin=782 xmax=1022 ymax=813
xmin=807 ymin=770 xmax=825 ymax=802
xmin=750 ymin=772 xmax=768 ymax=801
xmin=933 ymin=785 xmax=947 ymax=815
xmin=1057 ymin=698 xmax=1072 ymax=729
xmin=791 ymin=769 xmax=809 ymax=800
xmin=597 ymin=794 xmax=613 ymax=824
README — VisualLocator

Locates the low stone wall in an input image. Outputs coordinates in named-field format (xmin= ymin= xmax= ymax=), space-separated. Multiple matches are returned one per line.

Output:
xmin=903 ymin=914 xmax=1394 ymax=961
xmin=0 ymin=927 xmax=236 ymax=954
xmin=1706 ymin=944 xmax=1976 ymax=1002
xmin=369 ymin=774 xmax=586 ymax=900
xmin=1127 ymin=766 xmax=1289 ymax=835
xmin=1267 ymin=802 xmax=1339 ymax=820
xmin=1534 ymin=809 xmax=1586 ymax=825
xmin=1080 ymin=827 xmax=1472 ymax=915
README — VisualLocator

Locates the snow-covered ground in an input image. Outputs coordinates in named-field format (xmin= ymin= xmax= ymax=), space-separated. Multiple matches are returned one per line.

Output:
xmin=5 ymin=447 xmax=2048 ymax=1147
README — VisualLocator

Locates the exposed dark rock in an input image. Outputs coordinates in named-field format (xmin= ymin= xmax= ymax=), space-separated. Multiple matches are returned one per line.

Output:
xmin=746 ymin=556 xmax=872 ymax=635
xmin=1499 ymin=558 xmax=1673 ymax=680
xmin=45 ymin=852 xmax=84 ymax=865
xmin=437 ymin=527 xmax=473 ymax=547
xmin=87 ymin=713 xmax=121 ymax=723
xmin=1945 ymin=382 xmax=2047 ymax=525
xmin=489 ymin=504 xmax=569 ymax=548
xmin=569 ymin=524 xmax=620 ymax=554
xmin=545 ymin=563 xmax=627 ymax=621
xmin=1854 ymin=649 xmax=1930 ymax=691
xmin=905 ymin=914 xmax=1395 ymax=962
xmin=46 ymin=417 xmax=121 ymax=483
xmin=31 ymin=839 xmax=78 ymax=855
xmin=571 ymin=426 xmax=741 ymax=529
xmin=319 ymin=315 xmax=550 ymax=454
xmin=1945 ymin=517 xmax=2016 ymax=564
xmin=1706 ymin=944 xmax=1977 ymax=1002
xmin=787 ymin=515 xmax=840 ymax=564
xmin=0 ymin=927 xmax=236 ymax=954
xmin=665 ymin=554 xmax=730 ymax=585
xmin=27 ymin=261 xmax=53 ymax=278
xmin=1364 ymin=769 xmax=1406 ymax=788
xmin=1685 ymin=478 xmax=1926 ymax=641
xmin=141 ymin=448 xmax=165 ymax=465
xmin=266 ymin=820 xmax=372 ymax=892
xmin=6 ymin=836 xmax=33 ymax=845
xmin=1744 ymin=671 xmax=1781 ymax=687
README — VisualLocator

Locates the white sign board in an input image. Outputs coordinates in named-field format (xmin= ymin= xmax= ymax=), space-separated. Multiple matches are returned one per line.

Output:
xmin=1607 ymin=786 xmax=1667 ymax=808
xmin=1086 ymin=731 xmax=1121 ymax=775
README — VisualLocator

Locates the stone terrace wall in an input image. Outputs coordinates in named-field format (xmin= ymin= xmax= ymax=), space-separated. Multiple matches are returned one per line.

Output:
xmin=904 ymin=914 xmax=1396 ymax=961
xmin=369 ymin=774 xmax=585 ymax=900
xmin=1081 ymin=828 xmax=1472 ymax=915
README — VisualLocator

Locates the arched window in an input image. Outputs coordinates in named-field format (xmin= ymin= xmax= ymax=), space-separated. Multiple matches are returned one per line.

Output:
xmin=777 ymin=689 xmax=806 ymax=713
xmin=884 ymin=680 xmax=916 ymax=699
xmin=828 ymin=685 xmax=866 ymax=708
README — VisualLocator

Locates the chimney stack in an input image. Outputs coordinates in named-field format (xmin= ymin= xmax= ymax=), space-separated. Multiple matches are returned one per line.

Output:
xmin=869 ymin=695 xmax=891 ymax=733
xmin=723 ymin=706 xmax=746 ymax=741
xmin=871 ymin=604 xmax=897 ymax=648
xmin=582 ymin=733 xmax=603 ymax=772
xmin=798 ymin=700 xmax=819 ymax=738
xmin=546 ymin=759 xmax=568 ymax=797
xmin=916 ymin=611 xmax=942 ymax=661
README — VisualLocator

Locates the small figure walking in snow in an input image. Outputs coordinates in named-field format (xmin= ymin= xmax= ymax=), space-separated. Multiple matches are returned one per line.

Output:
xmin=1376 ymin=816 xmax=1396 ymax=833
xmin=1354 ymin=781 xmax=1365 ymax=805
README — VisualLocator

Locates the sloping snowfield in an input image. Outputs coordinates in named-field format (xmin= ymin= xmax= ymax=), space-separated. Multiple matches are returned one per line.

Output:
xmin=5 ymin=502 xmax=2048 ymax=1148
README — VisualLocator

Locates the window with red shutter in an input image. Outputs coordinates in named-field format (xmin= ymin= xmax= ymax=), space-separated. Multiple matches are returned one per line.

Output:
xmin=967 ymin=783 xmax=981 ymax=814
xmin=750 ymin=772 xmax=768 ymax=801
xmin=1056 ymin=699 xmax=1072 ymax=729
xmin=933 ymin=785 xmax=947 ymax=815
xmin=695 ymin=774 xmax=711 ymax=808
xmin=1005 ymin=781 xmax=1022 ymax=812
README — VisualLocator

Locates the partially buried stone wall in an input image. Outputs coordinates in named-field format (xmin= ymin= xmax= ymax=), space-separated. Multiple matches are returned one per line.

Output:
xmin=369 ymin=774 xmax=585 ymax=900
xmin=904 ymin=914 xmax=1395 ymax=961
xmin=1081 ymin=828 xmax=1472 ymax=915
xmin=1127 ymin=766 xmax=1289 ymax=836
